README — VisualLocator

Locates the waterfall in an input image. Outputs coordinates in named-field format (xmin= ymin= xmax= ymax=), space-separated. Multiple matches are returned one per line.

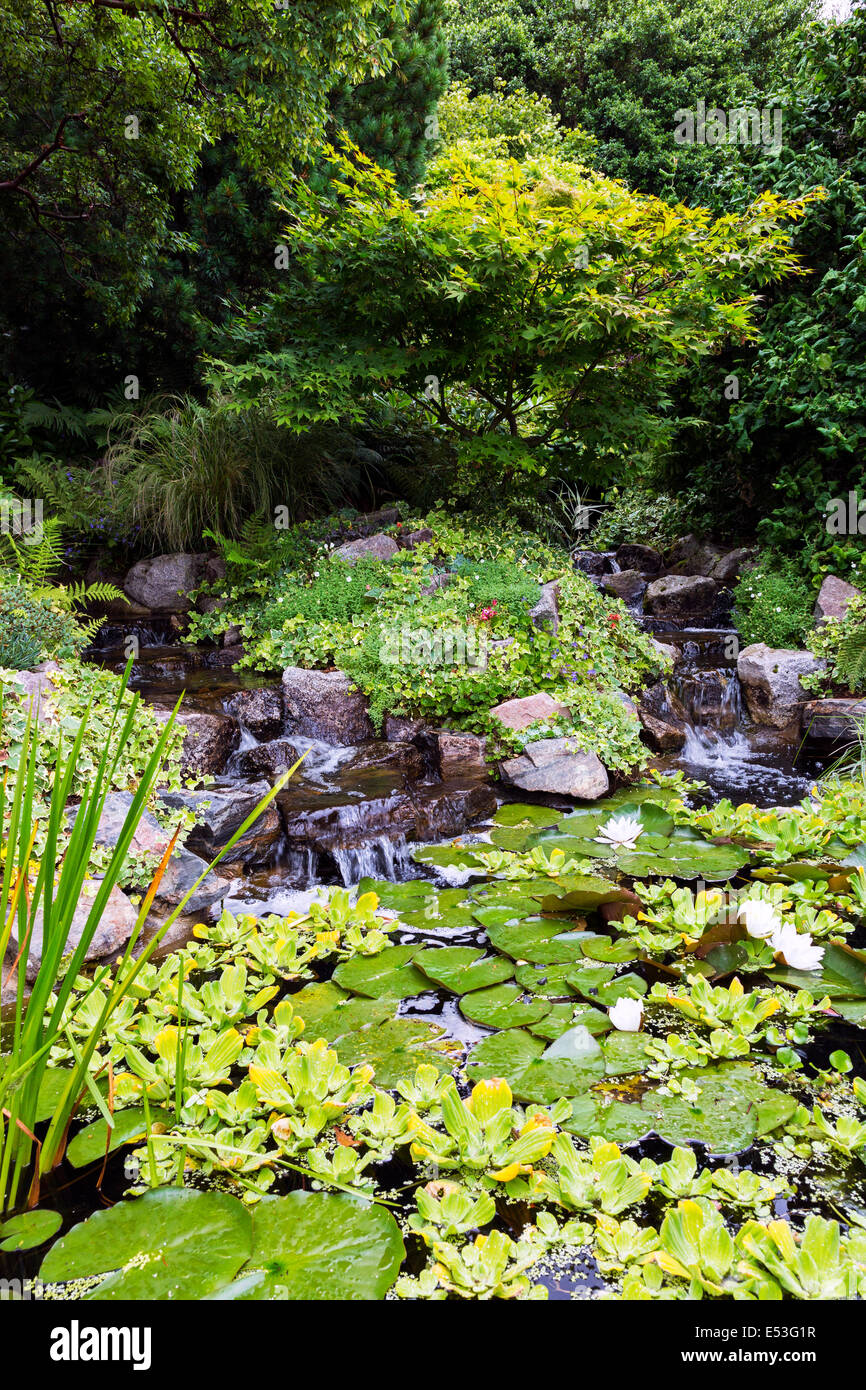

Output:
xmin=332 ymin=835 xmax=412 ymax=886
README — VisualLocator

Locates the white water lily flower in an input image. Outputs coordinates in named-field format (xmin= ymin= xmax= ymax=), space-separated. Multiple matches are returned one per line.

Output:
xmin=608 ymin=997 xmax=644 ymax=1032
xmin=737 ymin=899 xmax=783 ymax=941
xmin=770 ymin=922 xmax=824 ymax=972
xmin=595 ymin=813 xmax=644 ymax=851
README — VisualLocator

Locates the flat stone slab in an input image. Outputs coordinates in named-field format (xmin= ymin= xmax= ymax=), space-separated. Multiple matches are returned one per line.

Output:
xmin=331 ymin=533 xmax=398 ymax=564
xmin=802 ymin=697 xmax=866 ymax=742
xmin=500 ymin=737 xmax=609 ymax=799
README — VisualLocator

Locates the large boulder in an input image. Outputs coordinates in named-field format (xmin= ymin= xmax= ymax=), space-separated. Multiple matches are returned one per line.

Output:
xmin=236 ymin=738 xmax=303 ymax=780
xmin=153 ymin=707 xmax=239 ymax=779
xmin=123 ymin=553 xmax=212 ymax=612
xmin=666 ymin=535 xmax=725 ymax=576
xmin=814 ymin=574 xmax=861 ymax=626
xmin=500 ymin=738 xmax=609 ymax=799
xmin=282 ymin=667 xmax=374 ymax=744
xmin=529 ymin=580 xmax=561 ymax=634
xmin=22 ymin=881 xmax=139 ymax=981
xmin=737 ymin=644 xmax=825 ymax=729
xmin=572 ymin=550 xmax=615 ymax=577
xmin=159 ymin=780 xmax=283 ymax=866
xmin=710 ymin=547 xmax=754 ymax=584
xmin=87 ymin=790 xmax=230 ymax=913
xmin=615 ymin=543 xmax=662 ymax=575
xmin=489 ymin=692 xmax=571 ymax=731
xmin=603 ymin=570 xmax=647 ymax=604
xmin=4 ymin=661 xmax=61 ymax=715
xmin=224 ymin=686 xmax=284 ymax=740
xmin=331 ymin=533 xmax=398 ymax=565
xmin=645 ymin=574 xmax=718 ymax=619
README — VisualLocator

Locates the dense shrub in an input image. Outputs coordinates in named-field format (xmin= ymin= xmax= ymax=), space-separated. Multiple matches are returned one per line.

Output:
xmin=732 ymin=554 xmax=813 ymax=649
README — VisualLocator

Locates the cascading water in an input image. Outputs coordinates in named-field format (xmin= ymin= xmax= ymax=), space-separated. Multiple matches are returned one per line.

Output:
xmin=673 ymin=661 xmax=815 ymax=804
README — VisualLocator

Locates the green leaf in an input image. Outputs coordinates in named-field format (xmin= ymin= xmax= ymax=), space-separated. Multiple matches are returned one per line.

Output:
xmin=0 ymin=1209 xmax=62 ymax=1252
xmin=333 ymin=945 xmax=430 ymax=999
xmin=39 ymin=1189 xmax=252 ymax=1299
xmin=459 ymin=983 xmax=551 ymax=1030
xmin=66 ymin=1107 xmax=173 ymax=1169
xmin=414 ymin=946 xmax=515 ymax=994
xmin=215 ymin=1193 xmax=404 ymax=1301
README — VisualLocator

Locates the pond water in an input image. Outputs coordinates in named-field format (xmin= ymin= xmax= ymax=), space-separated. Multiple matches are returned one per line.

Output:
xmin=2 ymin=614 xmax=862 ymax=1303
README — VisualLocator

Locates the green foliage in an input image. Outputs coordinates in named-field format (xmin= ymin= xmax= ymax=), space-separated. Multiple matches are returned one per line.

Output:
xmin=732 ymin=552 xmax=814 ymax=648
xmin=189 ymin=510 xmax=662 ymax=768
xmin=668 ymin=5 xmax=866 ymax=548
xmin=215 ymin=141 xmax=812 ymax=490
xmin=0 ymin=575 xmax=83 ymax=668
xmin=591 ymin=485 xmax=707 ymax=550
xmin=99 ymin=396 xmax=369 ymax=549
xmin=436 ymin=78 xmax=594 ymax=164
xmin=328 ymin=0 xmax=450 ymax=189
xmin=444 ymin=0 xmax=815 ymax=196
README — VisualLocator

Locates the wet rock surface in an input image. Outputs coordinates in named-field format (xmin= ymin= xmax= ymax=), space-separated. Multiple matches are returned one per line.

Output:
xmin=603 ymin=569 xmax=647 ymax=604
xmin=737 ymin=644 xmax=826 ymax=730
xmin=224 ymin=685 xmax=284 ymax=740
xmin=153 ymin=705 xmax=240 ymax=778
xmin=282 ymin=666 xmax=375 ymax=744
xmin=637 ymin=681 xmax=688 ymax=751
xmin=500 ymin=738 xmax=609 ymax=798
xmin=645 ymin=574 xmax=719 ymax=620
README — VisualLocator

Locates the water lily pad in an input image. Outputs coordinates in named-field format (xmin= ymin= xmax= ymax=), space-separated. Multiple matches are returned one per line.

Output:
xmin=493 ymin=804 xmax=562 ymax=828
xmin=530 ymin=1002 xmax=612 ymax=1039
xmin=39 ymin=1189 xmax=252 ymax=1299
xmin=414 ymin=946 xmax=514 ymax=994
xmin=594 ymin=973 xmax=648 ymax=1008
xmin=214 ymin=1193 xmax=404 ymax=1301
xmin=528 ymin=832 xmax=612 ymax=860
xmin=515 ymin=963 xmax=583 ymax=998
xmin=641 ymin=1064 xmax=794 ymax=1154
xmin=67 ymin=1107 xmax=174 ymax=1169
xmin=616 ymin=840 xmax=749 ymax=882
xmin=580 ymin=935 xmax=641 ymax=963
xmin=562 ymin=1095 xmax=653 ymax=1145
xmin=566 ymin=964 xmax=617 ymax=999
xmin=298 ymin=996 xmax=394 ymax=1045
xmin=486 ymin=916 xmax=581 ymax=963
xmin=532 ymin=874 xmax=628 ymax=912
xmin=603 ymin=1031 xmax=653 ymax=1076
xmin=333 ymin=945 xmax=430 ymax=999
xmin=769 ymin=942 xmax=866 ymax=1000
xmin=488 ymin=827 xmax=536 ymax=852
xmin=472 ymin=900 xmax=549 ymax=930
xmin=459 ymin=983 xmax=551 ymax=1030
xmin=510 ymin=1053 xmax=605 ymax=1103
xmin=357 ymin=878 xmax=436 ymax=911
xmin=0 ymin=1209 xmax=62 ymax=1252
xmin=290 ymin=980 xmax=350 ymax=1032
xmin=333 ymin=1018 xmax=457 ymax=1088
xmin=465 ymin=1028 xmax=544 ymax=1085
xmin=412 ymin=845 xmax=486 ymax=873
xmin=544 ymin=1025 xmax=603 ymax=1062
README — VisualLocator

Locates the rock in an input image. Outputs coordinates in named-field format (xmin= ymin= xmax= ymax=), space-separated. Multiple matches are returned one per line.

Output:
xmin=123 ymin=553 xmax=211 ymax=611
xmin=645 ymin=574 xmax=718 ymax=619
xmin=331 ymin=533 xmax=399 ymax=565
xmin=22 ymin=881 xmax=139 ymax=981
xmin=384 ymin=713 xmax=429 ymax=742
xmin=489 ymin=692 xmax=571 ymax=731
xmin=5 ymin=661 xmax=61 ymax=713
xmin=603 ymin=570 xmax=647 ymax=604
xmin=413 ymin=783 xmax=498 ymax=840
xmin=500 ymin=738 xmax=609 ymax=799
xmin=282 ymin=667 xmax=374 ymax=744
xmin=420 ymin=573 xmax=453 ymax=597
xmin=159 ymin=781 xmax=283 ymax=866
xmin=236 ymin=739 xmax=303 ymax=780
xmin=356 ymin=506 xmax=399 ymax=532
xmin=84 ymin=790 xmax=231 ymax=914
xmin=398 ymin=527 xmax=434 ymax=549
xmin=802 ymin=697 xmax=866 ymax=744
xmin=814 ymin=574 xmax=861 ymax=626
xmin=153 ymin=707 xmax=239 ymax=778
xmin=436 ymin=731 xmax=488 ymax=779
xmin=223 ymin=626 xmax=243 ymax=648
xmin=649 ymin=638 xmax=680 ymax=666
xmin=615 ymin=544 xmax=662 ymax=575
xmin=224 ymin=686 xmax=284 ymax=740
xmin=529 ymin=580 xmax=561 ymax=633
xmin=737 ymin=644 xmax=825 ymax=729
xmin=666 ymin=535 xmax=725 ymax=576
xmin=637 ymin=681 xmax=688 ymax=751
xmin=710 ymin=547 xmax=754 ymax=583
xmin=572 ymin=550 xmax=614 ymax=577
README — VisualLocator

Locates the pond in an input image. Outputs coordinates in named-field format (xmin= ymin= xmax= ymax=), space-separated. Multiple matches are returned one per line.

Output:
xmin=2 ymin=623 xmax=865 ymax=1303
